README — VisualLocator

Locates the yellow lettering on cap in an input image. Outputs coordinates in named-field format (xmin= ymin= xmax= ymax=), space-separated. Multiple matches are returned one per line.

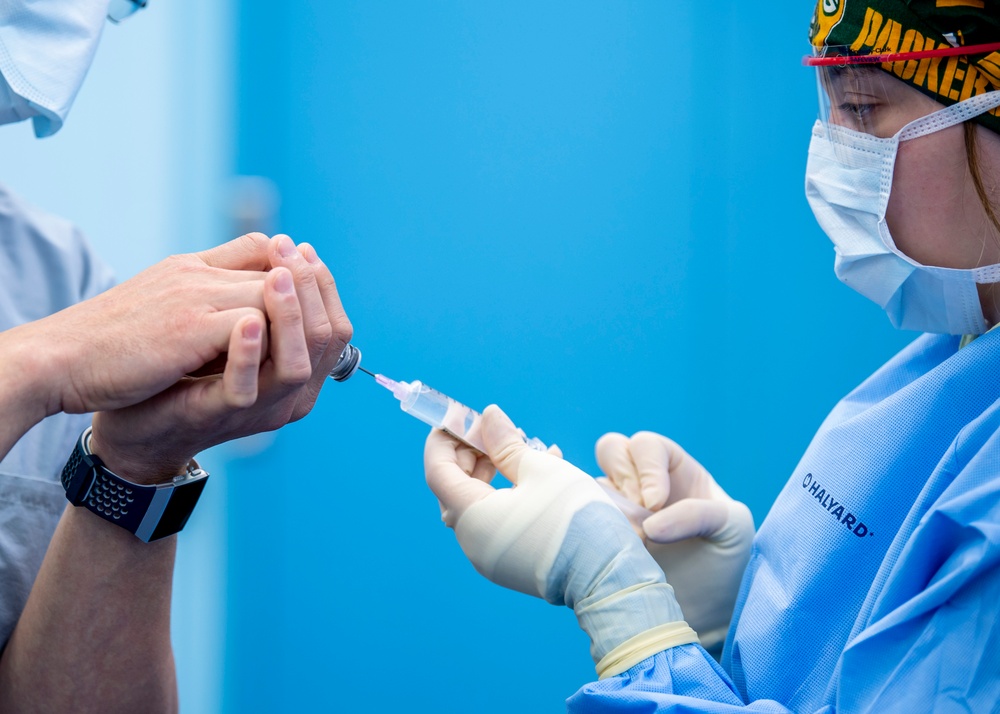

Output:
xmin=914 ymin=41 xmax=944 ymax=93
xmin=935 ymin=0 xmax=984 ymax=8
xmin=941 ymin=56 xmax=965 ymax=100
xmin=875 ymin=19 xmax=902 ymax=55
xmin=895 ymin=29 xmax=925 ymax=80
xmin=978 ymin=53 xmax=1000 ymax=85
xmin=960 ymin=65 xmax=993 ymax=100
xmin=850 ymin=7 xmax=884 ymax=52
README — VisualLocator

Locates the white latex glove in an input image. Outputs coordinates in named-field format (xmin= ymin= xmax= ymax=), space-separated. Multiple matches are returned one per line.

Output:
xmin=596 ymin=432 xmax=755 ymax=652
xmin=424 ymin=406 xmax=699 ymax=678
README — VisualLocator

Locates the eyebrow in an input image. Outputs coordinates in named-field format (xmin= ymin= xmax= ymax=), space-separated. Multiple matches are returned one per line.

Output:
xmin=824 ymin=66 xmax=884 ymax=97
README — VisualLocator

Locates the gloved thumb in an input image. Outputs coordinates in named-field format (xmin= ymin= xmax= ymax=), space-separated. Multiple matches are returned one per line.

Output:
xmin=642 ymin=498 xmax=730 ymax=543
xmin=481 ymin=404 xmax=530 ymax=484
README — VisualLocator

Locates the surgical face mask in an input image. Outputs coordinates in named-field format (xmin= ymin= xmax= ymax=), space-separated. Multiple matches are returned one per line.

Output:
xmin=805 ymin=90 xmax=1000 ymax=335
xmin=0 ymin=0 xmax=110 ymax=137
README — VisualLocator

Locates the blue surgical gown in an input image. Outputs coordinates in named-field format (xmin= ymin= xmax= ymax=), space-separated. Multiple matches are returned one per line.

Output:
xmin=569 ymin=331 xmax=1000 ymax=712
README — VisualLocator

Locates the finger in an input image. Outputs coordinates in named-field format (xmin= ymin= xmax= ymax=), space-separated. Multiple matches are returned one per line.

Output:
xmin=470 ymin=455 xmax=497 ymax=484
xmin=260 ymin=267 xmax=312 ymax=390
xmin=196 ymin=233 xmax=272 ymax=271
xmin=298 ymin=242 xmax=353 ymax=376
xmin=425 ymin=429 xmax=495 ymax=526
xmin=596 ymin=477 xmax=652 ymax=541
xmin=298 ymin=243 xmax=352 ymax=349
xmin=634 ymin=432 xmax=714 ymax=506
xmin=628 ymin=431 xmax=674 ymax=510
xmin=454 ymin=441 xmax=480 ymax=475
xmin=269 ymin=236 xmax=332 ymax=369
xmin=480 ymin=405 xmax=531 ymax=484
xmin=191 ymin=307 xmax=267 ymax=367
xmin=221 ymin=315 xmax=264 ymax=408
xmin=595 ymin=432 xmax=642 ymax=505
xmin=453 ymin=441 xmax=497 ymax=484
xmin=209 ymin=277 xmax=267 ymax=311
xmin=642 ymin=498 xmax=731 ymax=543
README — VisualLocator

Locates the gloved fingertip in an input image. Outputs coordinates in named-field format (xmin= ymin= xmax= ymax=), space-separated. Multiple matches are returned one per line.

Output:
xmin=482 ymin=405 xmax=519 ymax=444
xmin=641 ymin=515 xmax=679 ymax=544
xmin=482 ymin=405 xmax=528 ymax=478
xmin=641 ymin=485 xmax=668 ymax=511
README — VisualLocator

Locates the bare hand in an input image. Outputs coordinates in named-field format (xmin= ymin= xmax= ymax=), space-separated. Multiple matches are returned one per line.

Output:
xmin=8 ymin=233 xmax=278 ymax=418
xmin=89 ymin=236 xmax=352 ymax=484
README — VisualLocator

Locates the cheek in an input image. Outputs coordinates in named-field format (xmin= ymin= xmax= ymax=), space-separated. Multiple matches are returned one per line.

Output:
xmin=885 ymin=126 xmax=970 ymax=266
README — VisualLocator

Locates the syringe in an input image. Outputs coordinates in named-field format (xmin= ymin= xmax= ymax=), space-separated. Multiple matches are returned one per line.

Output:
xmin=328 ymin=344 xmax=546 ymax=454
xmin=359 ymin=366 xmax=547 ymax=455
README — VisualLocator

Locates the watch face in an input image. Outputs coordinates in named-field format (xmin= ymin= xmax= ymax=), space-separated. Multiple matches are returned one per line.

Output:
xmin=148 ymin=477 xmax=209 ymax=541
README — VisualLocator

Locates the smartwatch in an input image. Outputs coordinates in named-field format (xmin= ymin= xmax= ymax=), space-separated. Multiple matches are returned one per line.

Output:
xmin=60 ymin=427 xmax=209 ymax=542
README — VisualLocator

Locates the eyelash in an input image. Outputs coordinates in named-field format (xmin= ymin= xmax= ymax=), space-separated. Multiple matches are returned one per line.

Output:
xmin=839 ymin=102 xmax=874 ymax=120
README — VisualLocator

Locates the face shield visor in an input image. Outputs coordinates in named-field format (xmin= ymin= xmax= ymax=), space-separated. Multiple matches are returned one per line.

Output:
xmin=804 ymin=41 xmax=1000 ymax=157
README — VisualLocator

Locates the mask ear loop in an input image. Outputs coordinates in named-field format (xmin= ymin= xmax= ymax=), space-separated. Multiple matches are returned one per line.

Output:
xmin=898 ymin=90 xmax=1000 ymax=142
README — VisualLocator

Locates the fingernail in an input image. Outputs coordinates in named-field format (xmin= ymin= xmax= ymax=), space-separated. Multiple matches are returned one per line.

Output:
xmin=275 ymin=269 xmax=294 ymax=293
xmin=277 ymin=235 xmax=297 ymax=258
xmin=243 ymin=320 xmax=262 ymax=340
xmin=302 ymin=244 xmax=321 ymax=264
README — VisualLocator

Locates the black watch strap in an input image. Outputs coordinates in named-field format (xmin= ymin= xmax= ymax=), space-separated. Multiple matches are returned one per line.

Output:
xmin=60 ymin=427 xmax=209 ymax=542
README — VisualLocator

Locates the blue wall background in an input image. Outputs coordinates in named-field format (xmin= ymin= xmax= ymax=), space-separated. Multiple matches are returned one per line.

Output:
xmin=225 ymin=3 xmax=914 ymax=712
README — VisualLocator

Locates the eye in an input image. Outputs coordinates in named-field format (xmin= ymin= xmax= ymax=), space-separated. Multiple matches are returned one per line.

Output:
xmin=838 ymin=102 xmax=874 ymax=120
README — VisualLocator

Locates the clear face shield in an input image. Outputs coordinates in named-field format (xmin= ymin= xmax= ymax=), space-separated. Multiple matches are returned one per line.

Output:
xmin=806 ymin=41 xmax=1000 ymax=140
xmin=813 ymin=53 xmax=948 ymax=140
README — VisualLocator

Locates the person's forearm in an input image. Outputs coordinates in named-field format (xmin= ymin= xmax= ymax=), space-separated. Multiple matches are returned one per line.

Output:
xmin=0 ymin=505 xmax=178 ymax=714
xmin=0 ymin=328 xmax=57 ymax=460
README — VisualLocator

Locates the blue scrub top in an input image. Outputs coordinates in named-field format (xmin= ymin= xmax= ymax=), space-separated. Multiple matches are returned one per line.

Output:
xmin=0 ymin=182 xmax=115 ymax=648
xmin=570 ymin=330 xmax=1000 ymax=712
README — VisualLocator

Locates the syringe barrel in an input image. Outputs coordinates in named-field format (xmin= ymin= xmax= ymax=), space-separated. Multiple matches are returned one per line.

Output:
xmin=399 ymin=381 xmax=488 ymax=452
xmin=398 ymin=380 xmax=546 ymax=454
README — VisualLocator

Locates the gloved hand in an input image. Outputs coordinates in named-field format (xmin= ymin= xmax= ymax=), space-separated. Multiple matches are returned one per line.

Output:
xmin=595 ymin=431 xmax=755 ymax=652
xmin=424 ymin=406 xmax=699 ymax=678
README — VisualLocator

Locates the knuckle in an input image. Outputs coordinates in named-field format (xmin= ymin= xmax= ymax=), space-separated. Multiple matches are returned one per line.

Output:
xmin=597 ymin=432 xmax=626 ymax=448
xmin=238 ymin=232 xmax=270 ymax=254
xmin=274 ymin=291 xmax=305 ymax=320
xmin=164 ymin=253 xmax=202 ymax=278
xmin=332 ymin=316 xmax=353 ymax=346
xmin=277 ymin=357 xmax=312 ymax=387
xmin=224 ymin=390 xmax=257 ymax=410
xmin=630 ymin=430 xmax=662 ymax=443
xmin=631 ymin=430 xmax=674 ymax=453
xmin=310 ymin=320 xmax=334 ymax=352
xmin=491 ymin=440 xmax=523 ymax=470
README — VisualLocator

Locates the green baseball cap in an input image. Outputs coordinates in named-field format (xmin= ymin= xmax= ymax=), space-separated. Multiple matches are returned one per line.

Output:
xmin=807 ymin=0 xmax=1000 ymax=132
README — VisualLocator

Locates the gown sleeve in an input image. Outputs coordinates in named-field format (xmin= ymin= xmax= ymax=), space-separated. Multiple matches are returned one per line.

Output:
xmin=568 ymin=440 xmax=1000 ymax=713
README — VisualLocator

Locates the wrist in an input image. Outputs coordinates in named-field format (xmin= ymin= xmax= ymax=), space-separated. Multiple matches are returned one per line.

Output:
xmin=575 ymin=577 xmax=687 ymax=665
xmin=62 ymin=427 xmax=210 ymax=542
xmin=88 ymin=429 xmax=193 ymax=486
xmin=0 ymin=327 xmax=56 ymax=432
xmin=553 ymin=501 xmax=689 ymax=666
